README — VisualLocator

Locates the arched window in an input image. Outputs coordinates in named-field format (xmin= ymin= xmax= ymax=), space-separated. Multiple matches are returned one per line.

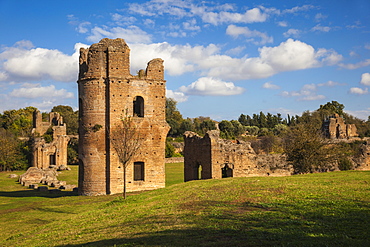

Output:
xmin=133 ymin=96 xmax=144 ymax=117
xmin=134 ymin=162 xmax=145 ymax=181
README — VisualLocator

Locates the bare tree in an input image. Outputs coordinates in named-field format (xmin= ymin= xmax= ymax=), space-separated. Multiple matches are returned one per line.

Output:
xmin=109 ymin=115 xmax=144 ymax=199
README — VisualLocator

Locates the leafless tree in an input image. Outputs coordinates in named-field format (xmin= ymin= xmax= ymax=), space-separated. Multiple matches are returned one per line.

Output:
xmin=109 ymin=115 xmax=144 ymax=199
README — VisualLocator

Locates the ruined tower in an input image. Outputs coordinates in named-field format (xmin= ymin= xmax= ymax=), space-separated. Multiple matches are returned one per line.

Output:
xmin=78 ymin=38 xmax=170 ymax=196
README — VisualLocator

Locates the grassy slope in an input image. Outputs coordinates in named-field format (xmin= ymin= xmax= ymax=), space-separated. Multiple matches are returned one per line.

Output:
xmin=0 ymin=164 xmax=369 ymax=246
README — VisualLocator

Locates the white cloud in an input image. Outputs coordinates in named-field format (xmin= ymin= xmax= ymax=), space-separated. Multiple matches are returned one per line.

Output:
xmin=166 ymin=89 xmax=188 ymax=102
xmin=283 ymin=29 xmax=301 ymax=38
xmin=282 ymin=5 xmax=315 ymax=14
xmin=179 ymin=77 xmax=245 ymax=96
xmin=87 ymin=26 xmax=152 ymax=43
xmin=9 ymin=83 xmax=74 ymax=99
xmin=339 ymin=59 xmax=370 ymax=69
xmin=225 ymin=46 xmax=246 ymax=56
xmin=311 ymin=24 xmax=331 ymax=32
xmin=111 ymin=13 xmax=137 ymax=25
xmin=129 ymin=39 xmax=342 ymax=81
xmin=0 ymin=41 xmax=88 ymax=83
xmin=262 ymin=82 xmax=280 ymax=90
xmin=281 ymin=83 xmax=325 ymax=101
xmin=349 ymin=87 xmax=369 ymax=95
xmin=129 ymin=1 xmax=268 ymax=26
xmin=130 ymin=42 xmax=220 ymax=76
xmin=183 ymin=19 xmax=200 ymax=31
xmin=226 ymin=25 xmax=273 ymax=45
xmin=277 ymin=21 xmax=288 ymax=27
xmin=315 ymin=13 xmax=327 ymax=22
xmin=360 ymin=73 xmax=370 ymax=86
xmin=317 ymin=80 xmax=344 ymax=87
xmin=202 ymin=8 xmax=267 ymax=25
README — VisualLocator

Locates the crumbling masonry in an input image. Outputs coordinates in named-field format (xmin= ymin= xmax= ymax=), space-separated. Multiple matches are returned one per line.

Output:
xmin=31 ymin=110 xmax=70 ymax=170
xmin=78 ymin=38 xmax=170 ymax=196
xmin=322 ymin=114 xmax=358 ymax=139
xmin=184 ymin=130 xmax=293 ymax=181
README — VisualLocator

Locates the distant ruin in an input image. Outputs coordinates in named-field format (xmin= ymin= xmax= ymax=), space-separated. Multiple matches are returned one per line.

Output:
xmin=78 ymin=38 xmax=170 ymax=196
xmin=31 ymin=110 xmax=70 ymax=170
xmin=184 ymin=130 xmax=292 ymax=182
xmin=322 ymin=114 xmax=358 ymax=139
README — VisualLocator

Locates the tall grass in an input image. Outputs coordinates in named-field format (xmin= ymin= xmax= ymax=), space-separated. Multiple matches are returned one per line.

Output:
xmin=0 ymin=165 xmax=369 ymax=246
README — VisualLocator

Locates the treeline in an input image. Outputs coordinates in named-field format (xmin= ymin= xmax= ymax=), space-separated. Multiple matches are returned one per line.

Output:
xmin=166 ymin=100 xmax=370 ymax=173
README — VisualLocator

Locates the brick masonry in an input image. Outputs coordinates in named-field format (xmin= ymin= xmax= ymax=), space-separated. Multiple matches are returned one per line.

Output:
xmin=78 ymin=38 xmax=170 ymax=196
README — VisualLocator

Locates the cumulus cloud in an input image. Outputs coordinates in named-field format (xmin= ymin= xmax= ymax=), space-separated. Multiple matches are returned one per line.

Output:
xmin=130 ymin=42 xmax=220 ymax=76
xmin=129 ymin=39 xmax=342 ymax=81
xmin=87 ymin=26 xmax=152 ymax=43
xmin=349 ymin=87 xmax=368 ymax=95
xmin=262 ymin=82 xmax=280 ymax=90
xmin=179 ymin=77 xmax=245 ymax=96
xmin=360 ymin=73 xmax=370 ymax=86
xmin=166 ymin=89 xmax=188 ymax=102
xmin=226 ymin=25 xmax=273 ymax=45
xmin=0 ymin=41 xmax=88 ymax=83
xmin=9 ymin=83 xmax=74 ymax=99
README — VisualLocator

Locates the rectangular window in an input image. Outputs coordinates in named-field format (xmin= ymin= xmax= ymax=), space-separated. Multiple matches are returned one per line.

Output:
xmin=134 ymin=162 xmax=144 ymax=181
xmin=49 ymin=154 xmax=56 ymax=166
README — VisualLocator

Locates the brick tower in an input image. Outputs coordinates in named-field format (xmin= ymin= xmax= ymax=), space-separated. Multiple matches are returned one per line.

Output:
xmin=77 ymin=38 xmax=170 ymax=196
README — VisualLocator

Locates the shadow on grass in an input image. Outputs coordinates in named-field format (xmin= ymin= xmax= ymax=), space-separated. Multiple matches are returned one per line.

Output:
xmin=0 ymin=189 xmax=78 ymax=198
xmin=56 ymin=226 xmax=370 ymax=247
xmin=56 ymin=199 xmax=370 ymax=247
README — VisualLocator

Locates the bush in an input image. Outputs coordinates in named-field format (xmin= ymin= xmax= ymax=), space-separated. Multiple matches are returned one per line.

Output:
xmin=338 ymin=158 xmax=353 ymax=171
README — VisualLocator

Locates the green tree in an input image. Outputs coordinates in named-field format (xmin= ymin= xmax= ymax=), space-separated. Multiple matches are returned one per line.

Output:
xmin=284 ymin=122 xmax=336 ymax=174
xmin=0 ymin=129 xmax=28 ymax=171
xmin=0 ymin=106 xmax=36 ymax=136
xmin=319 ymin=101 xmax=345 ymax=116
xmin=166 ymin=98 xmax=183 ymax=136
xmin=219 ymin=120 xmax=235 ymax=139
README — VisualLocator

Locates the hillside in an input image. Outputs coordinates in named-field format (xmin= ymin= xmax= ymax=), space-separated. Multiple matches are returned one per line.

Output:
xmin=0 ymin=165 xmax=369 ymax=246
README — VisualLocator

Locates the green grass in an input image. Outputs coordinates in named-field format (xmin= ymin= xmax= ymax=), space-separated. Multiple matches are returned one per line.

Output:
xmin=0 ymin=165 xmax=369 ymax=246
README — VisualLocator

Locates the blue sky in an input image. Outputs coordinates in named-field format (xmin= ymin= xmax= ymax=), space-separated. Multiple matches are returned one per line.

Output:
xmin=0 ymin=0 xmax=369 ymax=120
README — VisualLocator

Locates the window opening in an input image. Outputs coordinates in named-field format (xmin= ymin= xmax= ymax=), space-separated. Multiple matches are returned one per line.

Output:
xmin=133 ymin=96 xmax=144 ymax=117
xmin=134 ymin=162 xmax=144 ymax=181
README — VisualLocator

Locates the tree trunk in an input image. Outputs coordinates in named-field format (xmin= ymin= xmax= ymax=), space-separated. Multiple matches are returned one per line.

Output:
xmin=123 ymin=165 xmax=127 ymax=199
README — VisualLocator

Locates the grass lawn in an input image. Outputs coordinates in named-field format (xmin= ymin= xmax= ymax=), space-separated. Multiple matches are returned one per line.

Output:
xmin=0 ymin=164 xmax=369 ymax=246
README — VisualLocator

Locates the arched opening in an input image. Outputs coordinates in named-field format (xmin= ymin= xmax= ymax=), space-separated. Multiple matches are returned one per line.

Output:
xmin=134 ymin=161 xmax=145 ymax=181
xmin=133 ymin=96 xmax=144 ymax=117
xmin=193 ymin=162 xmax=202 ymax=180
xmin=221 ymin=163 xmax=233 ymax=178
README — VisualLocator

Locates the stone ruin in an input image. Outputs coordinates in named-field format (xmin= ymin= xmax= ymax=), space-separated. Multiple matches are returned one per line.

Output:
xmin=183 ymin=130 xmax=293 ymax=182
xmin=183 ymin=130 xmax=370 ymax=182
xmin=31 ymin=110 xmax=70 ymax=170
xmin=18 ymin=110 xmax=75 ymax=191
xmin=322 ymin=114 xmax=358 ymax=139
xmin=77 ymin=38 xmax=170 ymax=196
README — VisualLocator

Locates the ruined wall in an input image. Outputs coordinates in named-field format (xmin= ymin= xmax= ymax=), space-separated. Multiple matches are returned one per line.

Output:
xmin=184 ymin=130 xmax=292 ymax=182
xmin=31 ymin=110 xmax=69 ymax=170
xmin=78 ymin=38 xmax=170 ymax=196
xmin=322 ymin=114 xmax=358 ymax=139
